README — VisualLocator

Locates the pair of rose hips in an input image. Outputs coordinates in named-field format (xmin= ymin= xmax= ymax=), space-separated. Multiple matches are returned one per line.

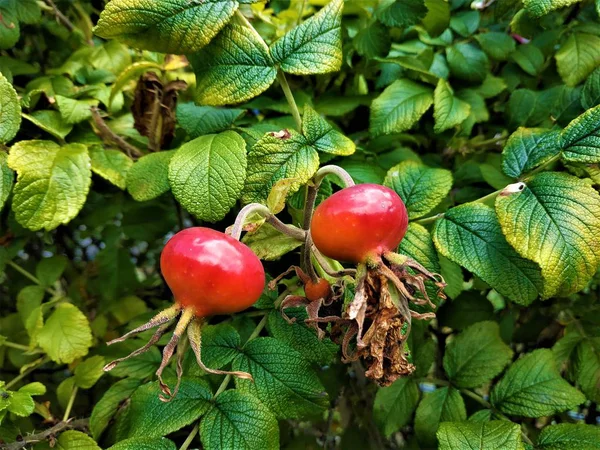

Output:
xmin=104 ymin=183 xmax=409 ymax=398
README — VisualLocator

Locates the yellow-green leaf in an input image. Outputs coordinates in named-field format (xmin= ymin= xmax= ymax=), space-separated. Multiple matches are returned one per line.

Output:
xmin=90 ymin=146 xmax=133 ymax=190
xmin=555 ymin=33 xmax=600 ymax=87
xmin=0 ymin=72 xmax=20 ymax=144
xmin=433 ymin=79 xmax=471 ymax=133
xmin=561 ymin=104 xmax=600 ymax=163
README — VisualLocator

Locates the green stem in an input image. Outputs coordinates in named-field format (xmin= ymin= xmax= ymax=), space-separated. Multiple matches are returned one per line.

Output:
xmin=277 ymin=71 xmax=303 ymax=131
xmin=245 ymin=314 xmax=269 ymax=343
xmin=63 ymin=386 xmax=78 ymax=422
xmin=7 ymin=261 xmax=57 ymax=296
xmin=414 ymin=213 xmax=445 ymax=226
xmin=2 ymin=341 xmax=34 ymax=352
xmin=418 ymin=377 xmax=451 ymax=387
xmin=459 ymin=388 xmax=492 ymax=409
xmin=179 ymin=423 xmax=199 ymax=450
xmin=523 ymin=153 xmax=561 ymax=181
xmin=472 ymin=188 xmax=502 ymax=205
xmin=6 ymin=356 xmax=50 ymax=390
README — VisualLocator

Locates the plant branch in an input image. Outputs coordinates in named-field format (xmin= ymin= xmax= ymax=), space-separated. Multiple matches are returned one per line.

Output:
xmin=7 ymin=261 xmax=57 ymax=296
xmin=0 ymin=418 xmax=89 ymax=450
xmin=43 ymin=0 xmax=75 ymax=33
xmin=90 ymin=107 xmax=143 ymax=158
xmin=277 ymin=71 xmax=303 ymax=131
xmin=63 ymin=386 xmax=78 ymax=422
xmin=6 ymin=357 xmax=50 ymax=390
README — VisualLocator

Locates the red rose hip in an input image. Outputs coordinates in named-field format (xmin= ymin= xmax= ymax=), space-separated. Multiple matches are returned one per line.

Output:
xmin=160 ymin=227 xmax=265 ymax=317
xmin=310 ymin=184 xmax=408 ymax=264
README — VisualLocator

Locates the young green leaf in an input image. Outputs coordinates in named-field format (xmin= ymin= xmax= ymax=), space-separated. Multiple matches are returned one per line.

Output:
xmin=433 ymin=203 xmax=543 ymax=305
xmin=242 ymin=129 xmax=319 ymax=204
xmin=55 ymin=95 xmax=99 ymax=124
xmin=302 ymin=105 xmax=355 ymax=156
xmin=0 ymin=72 xmax=20 ymax=144
xmin=475 ymin=32 xmax=516 ymax=61
xmin=232 ymin=337 xmax=329 ymax=419
xmin=177 ymin=103 xmax=245 ymax=138
xmin=370 ymin=79 xmax=434 ymax=136
xmin=36 ymin=255 xmax=68 ymax=287
xmin=271 ymin=0 xmax=343 ymax=75
xmin=90 ymin=378 xmax=141 ymax=439
xmin=191 ymin=23 xmax=277 ymax=105
xmin=90 ymin=147 xmax=133 ymax=190
xmin=495 ymin=172 xmax=600 ymax=298
xmin=74 ymin=355 xmax=105 ymax=389
xmin=8 ymin=140 xmax=91 ymax=231
xmin=169 ymin=131 xmax=247 ymax=222
xmin=437 ymin=421 xmax=523 ymax=450
xmin=433 ymin=79 xmax=471 ymax=133
xmin=376 ymin=0 xmax=427 ymax=27
xmin=353 ymin=22 xmax=390 ymax=59
xmin=422 ymin=0 xmax=450 ymax=36
xmin=443 ymin=321 xmax=513 ymax=388
xmin=94 ymin=0 xmax=238 ymax=54
xmin=501 ymin=128 xmax=561 ymax=178
xmin=0 ymin=152 xmax=14 ymax=211
xmin=242 ymin=222 xmax=304 ymax=260
xmin=446 ymin=43 xmax=489 ymax=83
xmin=491 ymin=349 xmax=585 ymax=417
xmin=127 ymin=151 xmax=175 ymax=201
xmin=537 ymin=423 xmax=600 ymax=449
xmin=511 ymin=44 xmax=544 ymax=76
xmin=561 ymin=104 xmax=600 ymax=163
xmin=21 ymin=110 xmax=73 ymax=141
xmin=200 ymin=390 xmax=279 ymax=450
xmin=555 ymin=33 xmax=600 ymax=86
xmin=126 ymin=378 xmax=212 ymax=438
xmin=108 ymin=437 xmax=176 ymax=450
xmin=384 ymin=160 xmax=452 ymax=219
xmin=449 ymin=10 xmax=480 ymax=37
xmin=38 ymin=303 xmax=93 ymax=364
xmin=374 ymin=377 xmax=420 ymax=437
xmin=414 ymin=387 xmax=467 ymax=448
xmin=52 ymin=430 xmax=101 ymax=450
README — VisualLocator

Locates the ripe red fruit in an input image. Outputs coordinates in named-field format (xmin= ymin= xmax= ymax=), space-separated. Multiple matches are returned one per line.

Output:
xmin=310 ymin=184 xmax=408 ymax=264
xmin=160 ymin=227 xmax=265 ymax=317
xmin=304 ymin=277 xmax=331 ymax=302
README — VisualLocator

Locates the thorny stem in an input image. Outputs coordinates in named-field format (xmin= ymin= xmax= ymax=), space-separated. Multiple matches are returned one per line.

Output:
xmin=90 ymin=107 xmax=143 ymax=158
xmin=7 ymin=261 xmax=57 ymax=296
xmin=6 ymin=357 xmax=50 ymax=390
xmin=276 ymin=71 xmax=303 ymax=131
xmin=62 ymin=386 xmax=78 ymax=422
xmin=231 ymin=203 xmax=306 ymax=241
xmin=0 ymin=418 xmax=89 ymax=450
xmin=43 ymin=0 xmax=76 ymax=34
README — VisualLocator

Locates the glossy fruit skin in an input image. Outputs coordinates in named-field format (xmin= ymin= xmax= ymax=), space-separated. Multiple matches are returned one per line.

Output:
xmin=160 ymin=227 xmax=265 ymax=317
xmin=310 ymin=184 xmax=408 ymax=264
xmin=304 ymin=278 xmax=331 ymax=302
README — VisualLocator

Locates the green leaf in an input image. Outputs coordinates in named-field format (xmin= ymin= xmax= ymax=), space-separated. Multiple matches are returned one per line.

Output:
xmin=449 ymin=11 xmax=480 ymax=37
xmin=0 ymin=152 xmax=13 ymax=211
xmin=511 ymin=44 xmax=544 ymax=76
xmin=242 ymin=222 xmax=303 ymax=260
xmin=437 ymin=292 xmax=494 ymax=331
xmin=376 ymin=0 xmax=427 ymax=27
xmin=501 ymin=128 xmax=561 ymax=178
xmin=8 ymin=140 xmax=91 ymax=231
xmin=109 ymin=61 xmax=162 ymax=106
xmin=480 ymin=163 xmax=513 ymax=190
xmin=89 ymin=40 xmax=133 ymax=76
xmin=90 ymin=378 xmax=140 ymax=439
xmin=495 ymin=172 xmax=600 ymax=298
xmin=353 ymin=21 xmax=390 ymax=59
xmin=555 ymin=33 xmax=600 ymax=87
xmin=200 ymin=390 xmax=279 ymax=450
xmin=433 ymin=79 xmax=471 ymax=133
xmin=16 ymin=286 xmax=44 ymax=345
xmin=414 ymin=387 xmax=467 ymax=448
xmin=302 ymin=105 xmax=355 ymax=156
xmin=446 ymin=43 xmax=489 ymax=83
xmin=177 ymin=103 xmax=245 ymax=138
xmin=384 ymin=160 xmax=452 ymax=219
xmin=0 ymin=8 xmax=19 ymax=49
xmin=201 ymin=323 xmax=242 ymax=369
xmin=55 ymin=95 xmax=99 ymax=124
xmin=37 ymin=303 xmax=93 ymax=364
xmin=271 ymin=0 xmax=343 ymax=75
xmin=561 ymin=104 xmax=600 ymax=163
xmin=53 ymin=431 xmax=101 ymax=450
xmin=232 ymin=337 xmax=329 ymax=419
xmin=7 ymin=392 xmax=34 ymax=417
xmin=22 ymin=110 xmax=73 ymax=140
xmin=437 ymin=421 xmax=523 ymax=450
xmin=36 ymin=255 xmax=68 ymax=287
xmin=490 ymin=349 xmax=585 ymax=417
xmin=108 ymin=437 xmax=176 ymax=450
xmin=374 ymin=377 xmax=420 ymax=437
xmin=537 ymin=423 xmax=600 ymax=450
xmin=127 ymin=378 xmax=212 ymax=438
xmin=523 ymin=0 xmax=580 ymax=17
xmin=582 ymin=67 xmax=600 ymax=109
xmin=94 ymin=0 xmax=238 ymax=54
xmin=18 ymin=382 xmax=46 ymax=396
xmin=267 ymin=309 xmax=338 ymax=365
xmin=422 ymin=0 xmax=450 ymax=37
xmin=0 ymin=72 xmax=20 ymax=144
xmin=443 ymin=321 xmax=513 ymax=388
xmin=474 ymin=75 xmax=507 ymax=99
xmin=242 ymin=129 xmax=319 ymax=204
xmin=191 ymin=23 xmax=277 ymax=105
xmin=475 ymin=32 xmax=516 ymax=61
xmin=573 ymin=338 xmax=600 ymax=403
xmin=127 ymin=151 xmax=175 ymax=201
xmin=370 ymin=79 xmax=433 ymax=136
xmin=169 ymin=131 xmax=247 ymax=222
xmin=433 ymin=204 xmax=543 ymax=305
xmin=438 ymin=255 xmax=464 ymax=300
xmin=74 ymin=355 xmax=105 ymax=389
xmin=90 ymin=147 xmax=132 ymax=190
xmin=6 ymin=0 xmax=41 ymax=24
